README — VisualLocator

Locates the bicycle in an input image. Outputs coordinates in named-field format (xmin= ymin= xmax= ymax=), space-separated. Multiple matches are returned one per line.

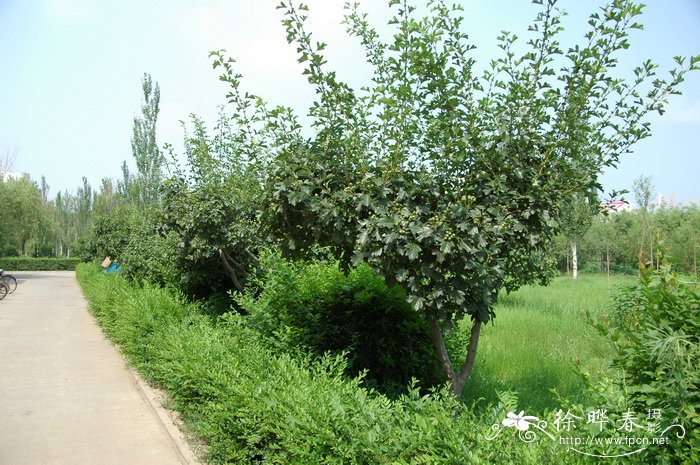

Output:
xmin=0 ymin=281 xmax=7 ymax=300
xmin=0 ymin=270 xmax=17 ymax=294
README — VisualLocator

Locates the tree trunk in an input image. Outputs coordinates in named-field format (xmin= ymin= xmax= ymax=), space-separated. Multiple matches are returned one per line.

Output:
xmin=219 ymin=249 xmax=244 ymax=292
xmin=427 ymin=314 xmax=482 ymax=399
xmin=693 ymin=232 xmax=697 ymax=277
xmin=571 ymin=240 xmax=578 ymax=280
xmin=606 ymin=243 xmax=611 ymax=288
xmin=453 ymin=319 xmax=482 ymax=396
xmin=427 ymin=314 xmax=455 ymax=383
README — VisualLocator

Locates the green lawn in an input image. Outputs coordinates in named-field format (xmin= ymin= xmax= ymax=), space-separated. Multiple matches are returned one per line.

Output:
xmin=460 ymin=273 xmax=635 ymax=412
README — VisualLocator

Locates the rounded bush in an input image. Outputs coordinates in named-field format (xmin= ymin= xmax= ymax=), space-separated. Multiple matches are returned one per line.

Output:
xmin=241 ymin=255 xmax=443 ymax=395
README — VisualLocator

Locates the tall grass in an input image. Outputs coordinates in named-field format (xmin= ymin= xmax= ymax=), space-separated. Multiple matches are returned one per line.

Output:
xmin=462 ymin=273 xmax=635 ymax=412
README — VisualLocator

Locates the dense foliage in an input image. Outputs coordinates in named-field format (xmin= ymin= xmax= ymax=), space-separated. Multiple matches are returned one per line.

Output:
xmin=607 ymin=263 xmax=699 ymax=464
xmin=0 ymin=173 xmax=98 ymax=258
xmin=78 ymin=263 xmax=587 ymax=465
xmin=78 ymin=259 xmax=696 ymax=464
xmin=7 ymin=0 xmax=698 ymax=409
xmin=12 ymin=0 xmax=696 ymax=461
xmin=154 ymin=110 xmax=272 ymax=297
xmin=0 ymin=177 xmax=51 ymax=256
xmin=254 ymin=0 xmax=698 ymax=396
xmin=239 ymin=254 xmax=443 ymax=394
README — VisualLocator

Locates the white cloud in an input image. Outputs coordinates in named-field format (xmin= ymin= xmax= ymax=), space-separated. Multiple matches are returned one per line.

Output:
xmin=162 ymin=0 xmax=379 ymax=117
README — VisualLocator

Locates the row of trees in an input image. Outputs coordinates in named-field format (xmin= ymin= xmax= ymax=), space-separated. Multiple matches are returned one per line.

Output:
xmin=0 ymin=74 xmax=163 ymax=259
xmin=7 ymin=0 xmax=699 ymax=398
xmin=9 ymin=163 xmax=695 ymax=279
xmin=555 ymin=204 xmax=700 ymax=276
xmin=0 ymin=174 xmax=95 ymax=257
xmin=556 ymin=174 xmax=699 ymax=278
xmin=0 ymin=168 xmax=148 ymax=259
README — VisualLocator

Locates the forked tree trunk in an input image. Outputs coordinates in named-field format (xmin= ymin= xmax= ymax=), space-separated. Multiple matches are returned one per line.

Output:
xmin=427 ymin=314 xmax=482 ymax=398
xmin=219 ymin=249 xmax=244 ymax=292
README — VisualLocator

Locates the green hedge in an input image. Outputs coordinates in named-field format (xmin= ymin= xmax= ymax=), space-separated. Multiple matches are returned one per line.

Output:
xmin=239 ymin=255 xmax=443 ymax=395
xmin=76 ymin=263 xmax=584 ymax=465
xmin=0 ymin=256 xmax=83 ymax=271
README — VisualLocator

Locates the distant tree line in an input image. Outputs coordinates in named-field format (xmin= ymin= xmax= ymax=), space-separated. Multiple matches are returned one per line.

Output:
xmin=6 ymin=164 xmax=695 ymax=281
xmin=0 ymin=175 xmax=84 ymax=257
xmin=553 ymin=174 xmax=699 ymax=277
xmin=553 ymin=204 xmax=700 ymax=276
xmin=0 ymin=73 xmax=162 ymax=259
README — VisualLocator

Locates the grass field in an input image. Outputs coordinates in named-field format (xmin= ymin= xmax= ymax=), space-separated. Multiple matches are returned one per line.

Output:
xmin=460 ymin=273 xmax=635 ymax=412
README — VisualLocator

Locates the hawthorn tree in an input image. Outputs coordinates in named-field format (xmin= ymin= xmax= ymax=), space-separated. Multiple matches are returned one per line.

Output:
xmin=156 ymin=88 xmax=299 ymax=295
xmin=218 ymin=0 xmax=698 ymax=398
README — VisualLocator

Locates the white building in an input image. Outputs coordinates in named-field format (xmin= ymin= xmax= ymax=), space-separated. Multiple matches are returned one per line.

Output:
xmin=1 ymin=171 xmax=29 ymax=182
xmin=600 ymin=200 xmax=633 ymax=213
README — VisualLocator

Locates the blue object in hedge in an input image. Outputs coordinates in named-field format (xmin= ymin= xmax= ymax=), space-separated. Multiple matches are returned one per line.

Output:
xmin=106 ymin=261 xmax=120 ymax=273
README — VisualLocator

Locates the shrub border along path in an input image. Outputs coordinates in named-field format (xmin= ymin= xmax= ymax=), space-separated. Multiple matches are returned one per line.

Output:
xmin=0 ymin=256 xmax=82 ymax=271
xmin=76 ymin=263 xmax=586 ymax=465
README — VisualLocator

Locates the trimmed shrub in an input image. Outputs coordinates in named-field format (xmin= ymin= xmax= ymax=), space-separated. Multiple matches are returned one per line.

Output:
xmin=238 ymin=255 xmax=443 ymax=395
xmin=0 ymin=256 xmax=83 ymax=271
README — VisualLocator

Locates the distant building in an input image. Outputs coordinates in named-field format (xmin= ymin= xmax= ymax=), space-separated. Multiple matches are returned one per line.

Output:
xmin=1 ymin=171 xmax=29 ymax=182
xmin=654 ymin=193 xmax=700 ymax=209
xmin=600 ymin=200 xmax=633 ymax=213
xmin=656 ymin=192 xmax=671 ymax=208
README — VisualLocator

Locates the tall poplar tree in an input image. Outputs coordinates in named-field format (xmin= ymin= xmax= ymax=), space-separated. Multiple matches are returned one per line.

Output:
xmin=127 ymin=73 xmax=164 ymax=207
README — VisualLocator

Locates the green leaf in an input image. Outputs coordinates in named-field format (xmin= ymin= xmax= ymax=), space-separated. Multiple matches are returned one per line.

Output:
xmin=406 ymin=243 xmax=421 ymax=260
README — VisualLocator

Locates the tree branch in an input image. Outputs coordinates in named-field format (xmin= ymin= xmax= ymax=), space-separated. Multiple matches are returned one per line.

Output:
xmin=453 ymin=319 xmax=482 ymax=396
xmin=427 ymin=314 xmax=456 ymax=385
xmin=219 ymin=249 xmax=244 ymax=292
xmin=244 ymin=248 xmax=259 ymax=263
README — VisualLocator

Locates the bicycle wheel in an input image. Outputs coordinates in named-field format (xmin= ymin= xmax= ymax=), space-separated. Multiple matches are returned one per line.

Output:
xmin=2 ymin=274 xmax=17 ymax=293
xmin=0 ymin=282 xmax=7 ymax=301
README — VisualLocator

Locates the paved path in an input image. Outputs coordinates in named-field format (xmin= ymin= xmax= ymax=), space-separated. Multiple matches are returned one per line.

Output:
xmin=0 ymin=271 xmax=200 ymax=465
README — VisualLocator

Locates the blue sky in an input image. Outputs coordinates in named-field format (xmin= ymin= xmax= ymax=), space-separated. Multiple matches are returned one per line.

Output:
xmin=1 ymin=0 xmax=698 ymax=205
